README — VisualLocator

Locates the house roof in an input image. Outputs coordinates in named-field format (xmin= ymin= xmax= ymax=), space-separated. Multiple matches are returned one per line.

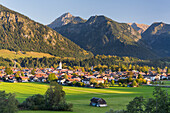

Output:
xmin=60 ymin=69 xmax=68 ymax=72
xmin=96 ymin=78 xmax=104 ymax=81
xmin=73 ymin=78 xmax=81 ymax=81
xmin=20 ymin=76 xmax=29 ymax=80
xmin=90 ymin=97 xmax=107 ymax=104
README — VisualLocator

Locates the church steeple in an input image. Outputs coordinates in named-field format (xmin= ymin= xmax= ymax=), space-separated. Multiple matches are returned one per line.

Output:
xmin=59 ymin=61 xmax=62 ymax=69
xmin=57 ymin=61 xmax=62 ymax=70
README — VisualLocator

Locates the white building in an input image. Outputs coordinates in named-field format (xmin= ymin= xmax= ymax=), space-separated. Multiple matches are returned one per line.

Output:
xmin=57 ymin=61 xmax=62 ymax=70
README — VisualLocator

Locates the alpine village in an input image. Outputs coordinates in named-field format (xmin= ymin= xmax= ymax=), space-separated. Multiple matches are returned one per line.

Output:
xmin=0 ymin=2 xmax=169 ymax=113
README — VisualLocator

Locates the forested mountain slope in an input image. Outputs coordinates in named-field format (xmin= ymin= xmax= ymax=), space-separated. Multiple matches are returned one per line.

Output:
xmin=142 ymin=22 xmax=170 ymax=57
xmin=55 ymin=15 xmax=157 ymax=59
xmin=0 ymin=4 xmax=93 ymax=59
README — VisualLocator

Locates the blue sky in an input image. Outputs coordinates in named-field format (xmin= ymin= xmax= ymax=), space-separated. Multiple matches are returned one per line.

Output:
xmin=1 ymin=0 xmax=170 ymax=25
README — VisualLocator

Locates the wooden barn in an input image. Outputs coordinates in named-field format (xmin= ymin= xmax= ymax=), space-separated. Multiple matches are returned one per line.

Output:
xmin=90 ymin=97 xmax=107 ymax=107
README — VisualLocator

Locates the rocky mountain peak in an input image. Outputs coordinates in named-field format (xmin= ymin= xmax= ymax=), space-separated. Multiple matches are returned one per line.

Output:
xmin=143 ymin=22 xmax=170 ymax=37
xmin=128 ymin=23 xmax=149 ymax=34
xmin=48 ymin=12 xmax=85 ymax=29
xmin=60 ymin=12 xmax=73 ymax=19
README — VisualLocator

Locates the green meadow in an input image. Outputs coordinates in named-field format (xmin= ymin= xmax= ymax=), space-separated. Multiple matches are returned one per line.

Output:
xmin=163 ymin=80 xmax=170 ymax=86
xmin=0 ymin=49 xmax=75 ymax=60
xmin=0 ymin=82 xmax=169 ymax=113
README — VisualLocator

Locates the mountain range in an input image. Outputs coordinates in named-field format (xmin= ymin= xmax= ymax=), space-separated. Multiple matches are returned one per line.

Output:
xmin=48 ymin=13 xmax=156 ymax=59
xmin=1 ymin=4 xmax=170 ymax=60
xmin=48 ymin=13 xmax=170 ymax=59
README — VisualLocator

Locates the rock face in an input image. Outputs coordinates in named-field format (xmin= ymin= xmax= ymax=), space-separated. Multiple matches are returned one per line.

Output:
xmin=0 ymin=5 xmax=93 ymax=59
xmin=47 ymin=12 xmax=86 ymax=29
xmin=54 ymin=15 xmax=157 ymax=59
xmin=128 ymin=23 xmax=149 ymax=34
xmin=142 ymin=22 xmax=170 ymax=57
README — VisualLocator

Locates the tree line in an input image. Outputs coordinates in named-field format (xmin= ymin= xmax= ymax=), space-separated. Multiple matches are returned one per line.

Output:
xmin=1 ymin=55 xmax=170 ymax=71
xmin=106 ymin=87 xmax=169 ymax=113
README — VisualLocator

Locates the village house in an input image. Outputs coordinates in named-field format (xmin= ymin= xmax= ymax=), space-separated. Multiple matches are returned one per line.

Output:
xmin=102 ymin=76 xmax=108 ymax=80
xmin=82 ymin=78 xmax=90 ymax=85
xmin=160 ymin=73 xmax=168 ymax=80
xmin=65 ymin=79 xmax=74 ymax=84
xmin=20 ymin=76 xmax=29 ymax=82
xmin=143 ymin=74 xmax=160 ymax=81
xmin=96 ymin=78 xmax=104 ymax=84
xmin=1 ymin=59 xmax=169 ymax=87
xmin=57 ymin=78 xmax=66 ymax=84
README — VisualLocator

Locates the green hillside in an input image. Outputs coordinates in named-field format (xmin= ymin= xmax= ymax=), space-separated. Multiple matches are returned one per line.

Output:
xmin=0 ymin=57 xmax=13 ymax=67
xmin=0 ymin=4 xmax=93 ymax=59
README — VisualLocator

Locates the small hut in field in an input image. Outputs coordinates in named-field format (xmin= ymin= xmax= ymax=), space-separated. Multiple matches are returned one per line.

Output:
xmin=90 ymin=97 xmax=107 ymax=107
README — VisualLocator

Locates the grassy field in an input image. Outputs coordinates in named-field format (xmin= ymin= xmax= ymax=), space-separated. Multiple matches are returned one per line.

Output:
xmin=0 ymin=82 xmax=169 ymax=113
xmin=0 ymin=49 xmax=55 ymax=59
xmin=162 ymin=80 xmax=170 ymax=86
xmin=0 ymin=49 xmax=75 ymax=60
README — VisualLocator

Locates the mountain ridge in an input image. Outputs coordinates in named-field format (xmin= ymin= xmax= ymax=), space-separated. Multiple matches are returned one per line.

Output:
xmin=128 ymin=23 xmax=149 ymax=33
xmin=142 ymin=22 xmax=170 ymax=57
xmin=54 ymin=15 xmax=157 ymax=59
xmin=0 ymin=4 xmax=93 ymax=59
xmin=47 ymin=12 xmax=86 ymax=29
xmin=2 ymin=5 xmax=170 ymax=60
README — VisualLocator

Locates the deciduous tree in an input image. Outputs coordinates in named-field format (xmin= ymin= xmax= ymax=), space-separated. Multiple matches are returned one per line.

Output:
xmin=5 ymin=67 xmax=13 ymax=75
xmin=48 ymin=73 xmax=57 ymax=82
xmin=0 ymin=91 xmax=18 ymax=113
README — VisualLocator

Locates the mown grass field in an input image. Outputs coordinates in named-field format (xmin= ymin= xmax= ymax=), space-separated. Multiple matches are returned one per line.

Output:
xmin=0 ymin=49 xmax=55 ymax=59
xmin=0 ymin=49 xmax=75 ymax=60
xmin=0 ymin=82 xmax=169 ymax=113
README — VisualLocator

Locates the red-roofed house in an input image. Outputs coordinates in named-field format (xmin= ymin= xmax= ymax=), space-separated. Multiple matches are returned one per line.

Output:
xmin=96 ymin=78 xmax=104 ymax=84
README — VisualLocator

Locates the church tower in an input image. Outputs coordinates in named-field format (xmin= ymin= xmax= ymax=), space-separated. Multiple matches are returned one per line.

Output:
xmin=57 ymin=61 xmax=62 ymax=69
xmin=14 ymin=61 xmax=17 ymax=68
